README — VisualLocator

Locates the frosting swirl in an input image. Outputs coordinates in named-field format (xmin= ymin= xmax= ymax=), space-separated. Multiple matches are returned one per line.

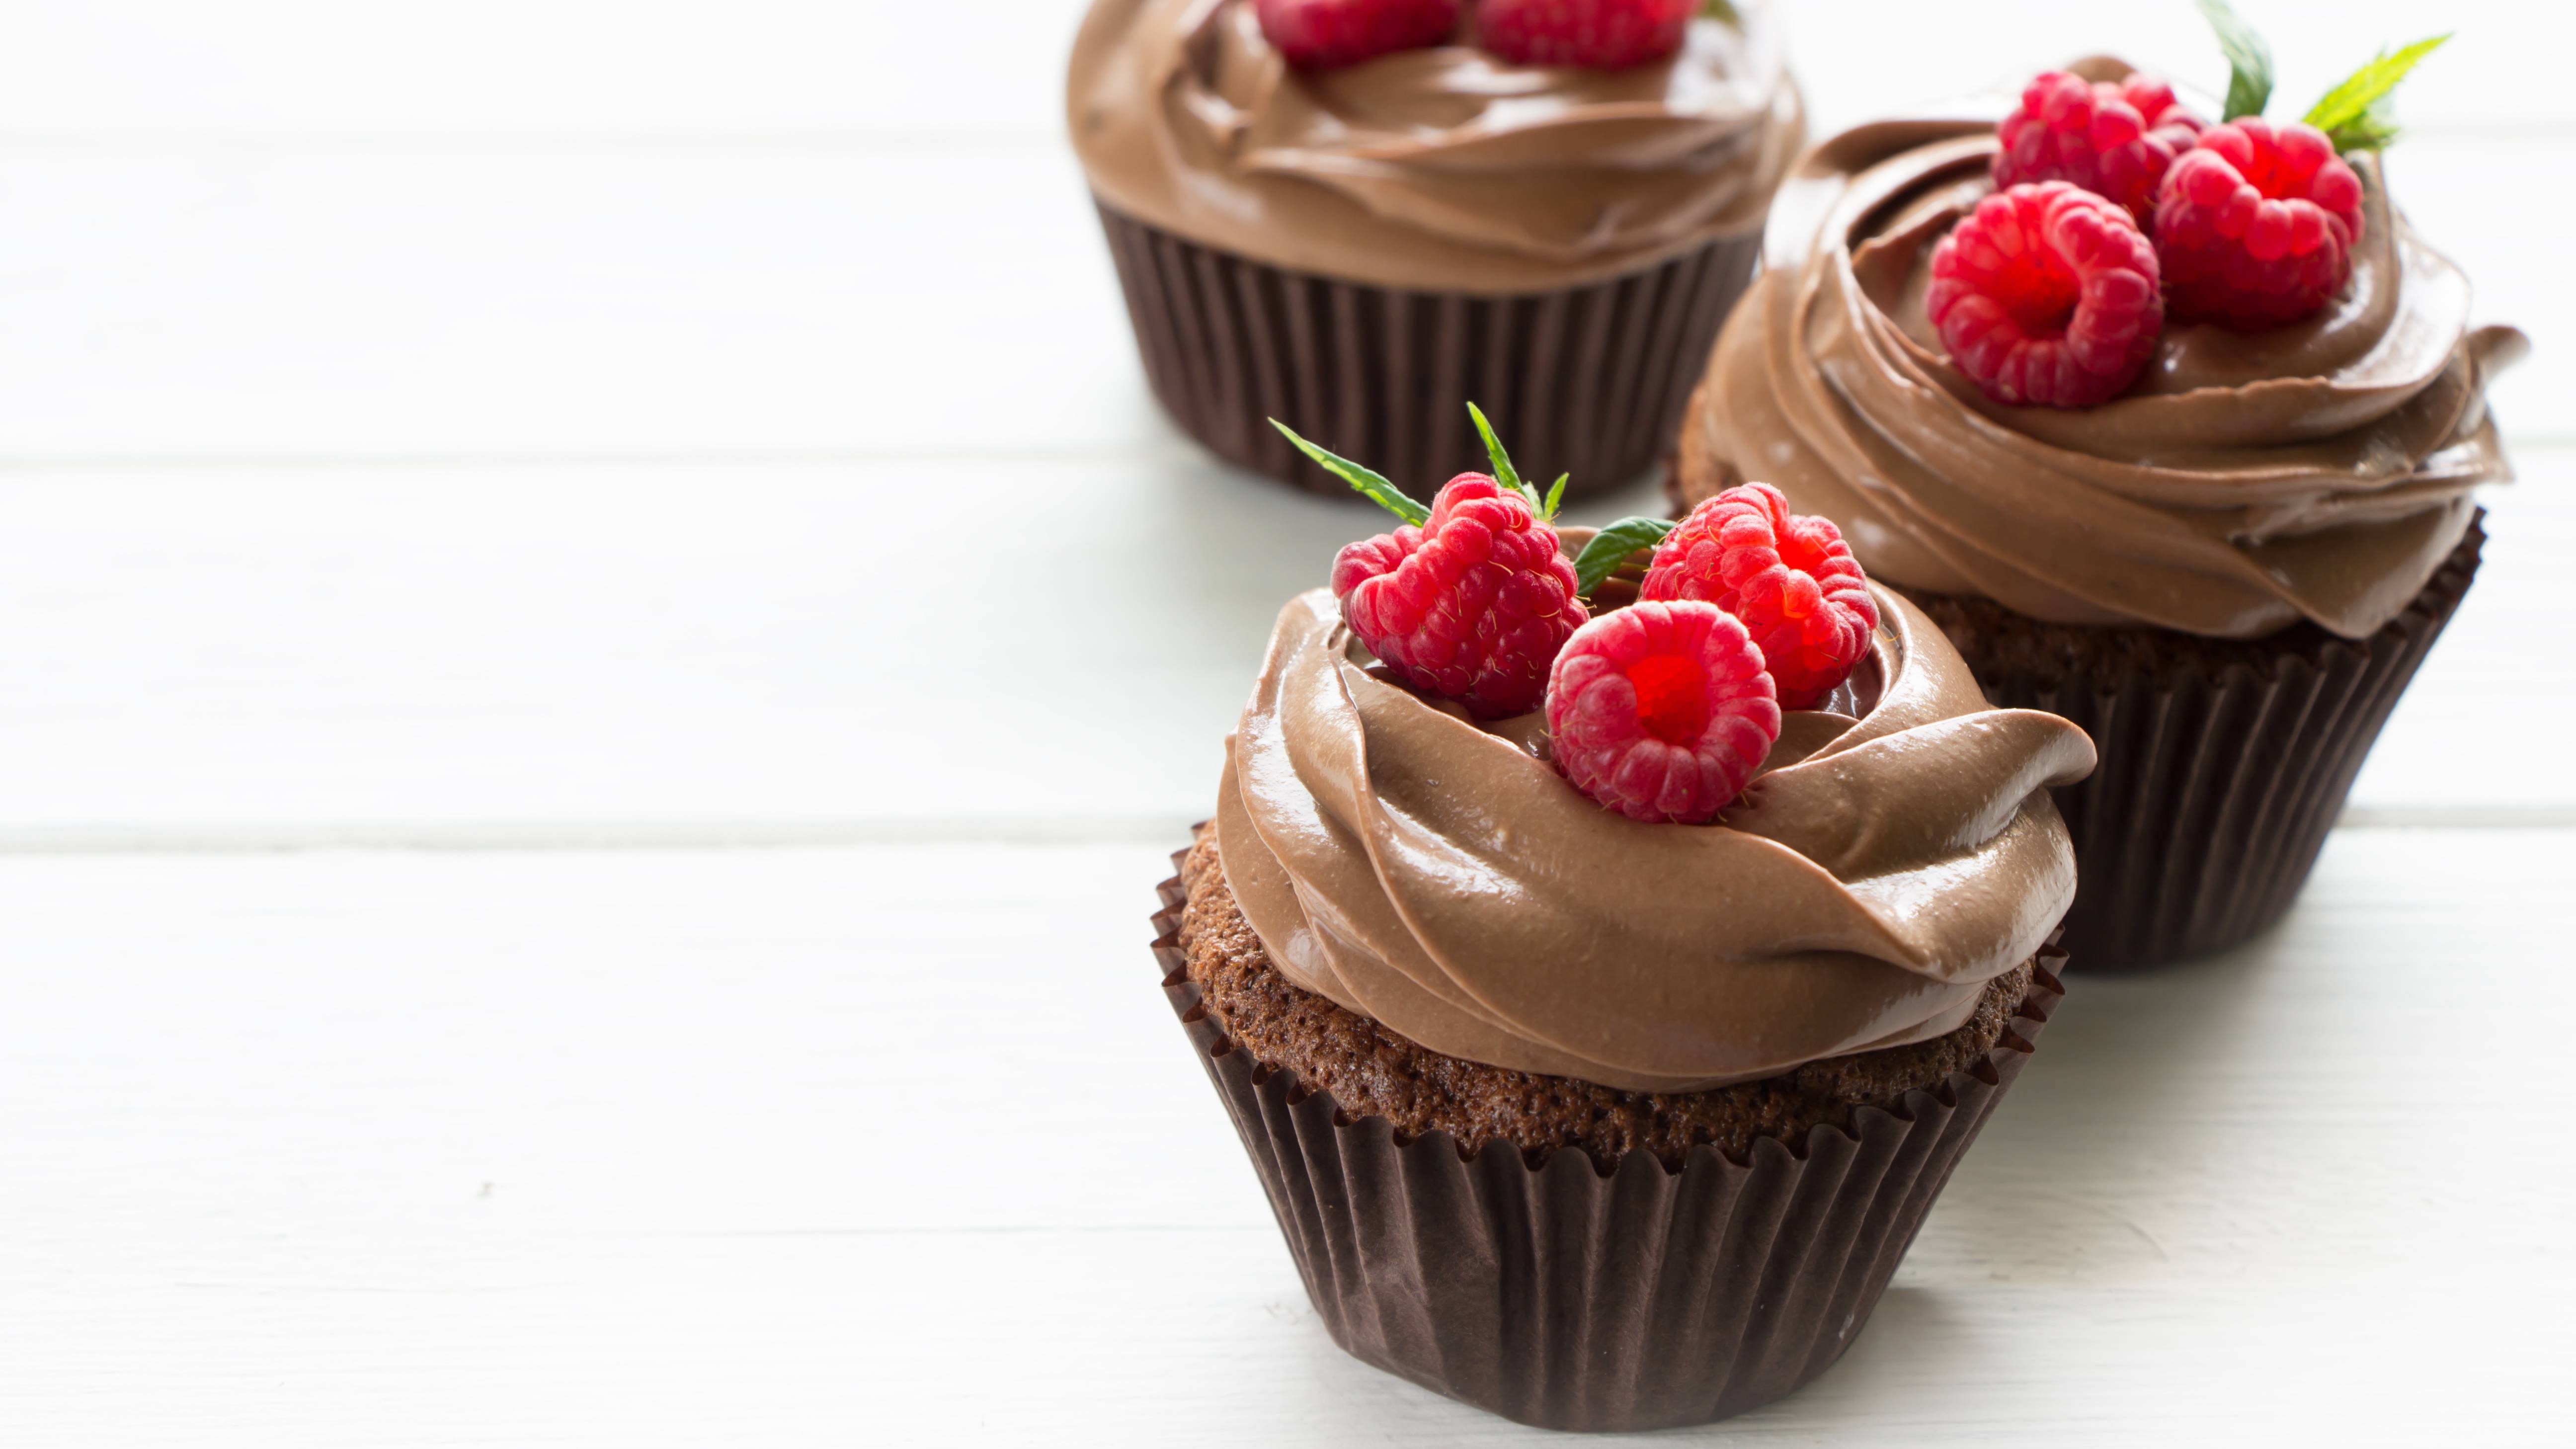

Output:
xmin=1680 ymin=77 xmax=2524 ymax=639
xmin=1067 ymin=0 xmax=1802 ymax=294
xmin=1214 ymin=581 xmax=2095 ymax=1093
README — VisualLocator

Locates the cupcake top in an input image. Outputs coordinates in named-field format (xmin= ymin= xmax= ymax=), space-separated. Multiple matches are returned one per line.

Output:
xmin=1216 ymin=417 xmax=2094 ymax=1094
xmin=1066 ymin=0 xmax=1803 ymax=294
xmin=1682 ymin=58 xmax=2523 ymax=641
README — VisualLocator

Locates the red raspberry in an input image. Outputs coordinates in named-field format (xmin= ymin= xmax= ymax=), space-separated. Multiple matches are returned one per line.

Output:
xmin=1924 ymin=181 xmax=2163 ymax=408
xmin=1545 ymin=601 xmax=1781 ymax=824
xmin=2154 ymin=118 xmax=2364 ymax=330
xmin=1993 ymin=71 xmax=2204 ymax=224
xmin=1474 ymin=0 xmax=1693 ymax=70
xmin=1639 ymin=483 xmax=1878 ymax=710
xmin=1254 ymin=0 xmax=1462 ymax=70
xmin=1332 ymin=473 xmax=1586 ymax=720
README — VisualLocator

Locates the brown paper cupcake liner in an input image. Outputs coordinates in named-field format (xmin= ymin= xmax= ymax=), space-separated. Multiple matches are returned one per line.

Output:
xmin=1096 ymin=200 xmax=1763 ymax=499
xmin=1150 ymin=851 xmax=2067 ymax=1432
xmin=1907 ymin=514 xmax=2485 ymax=970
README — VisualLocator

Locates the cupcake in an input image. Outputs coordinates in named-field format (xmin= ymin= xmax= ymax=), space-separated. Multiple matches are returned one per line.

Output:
xmin=1675 ymin=22 xmax=2523 ymax=967
xmin=1068 ymin=0 xmax=1801 ymax=497
xmin=1150 ymin=410 xmax=2094 ymax=1429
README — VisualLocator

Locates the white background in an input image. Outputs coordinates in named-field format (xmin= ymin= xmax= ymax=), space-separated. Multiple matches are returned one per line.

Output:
xmin=0 ymin=2 xmax=2565 ymax=1444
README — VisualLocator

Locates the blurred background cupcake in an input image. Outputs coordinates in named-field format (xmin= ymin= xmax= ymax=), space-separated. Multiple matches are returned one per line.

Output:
xmin=1069 ymin=0 xmax=1801 ymax=497
xmin=1675 ymin=25 xmax=2522 ymax=968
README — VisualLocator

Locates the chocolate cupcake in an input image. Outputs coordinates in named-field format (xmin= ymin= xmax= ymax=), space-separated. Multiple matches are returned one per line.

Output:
xmin=1675 ymin=44 xmax=2523 ymax=967
xmin=1154 ymin=416 xmax=2093 ymax=1428
xmin=1068 ymin=0 xmax=1800 ymax=497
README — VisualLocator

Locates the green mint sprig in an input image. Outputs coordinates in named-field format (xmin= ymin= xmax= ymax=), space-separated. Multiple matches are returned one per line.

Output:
xmin=1272 ymin=405 xmax=1663 ymax=602
xmin=1571 ymin=517 xmax=1675 ymax=597
xmin=1270 ymin=419 xmax=1429 ymax=524
xmin=2195 ymin=0 xmax=2450 ymax=155
xmin=2305 ymin=34 xmax=2450 ymax=152
xmin=1464 ymin=402 xmax=1563 ymax=521
xmin=1275 ymin=404 xmax=1565 ymax=527
xmin=2196 ymin=0 xmax=2274 ymax=121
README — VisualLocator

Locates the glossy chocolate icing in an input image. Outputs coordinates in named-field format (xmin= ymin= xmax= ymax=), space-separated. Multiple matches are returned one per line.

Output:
xmin=1215 ymin=581 xmax=2093 ymax=1092
xmin=1068 ymin=0 xmax=1802 ymax=294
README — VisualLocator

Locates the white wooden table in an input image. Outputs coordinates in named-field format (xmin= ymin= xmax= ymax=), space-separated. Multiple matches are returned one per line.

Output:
xmin=0 ymin=3 xmax=2566 ymax=1443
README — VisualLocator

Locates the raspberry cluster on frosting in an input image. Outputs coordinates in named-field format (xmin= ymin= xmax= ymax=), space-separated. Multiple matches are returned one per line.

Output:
xmin=1932 ymin=3 xmax=2448 ymax=409
xmin=1994 ymin=71 xmax=2203 ymax=224
xmin=1926 ymin=182 xmax=2166 ymax=408
xmin=1637 ymin=481 xmax=1878 ymax=711
xmin=1327 ymin=472 xmax=1586 ymax=720
xmin=1278 ymin=406 xmax=1876 ymax=825
xmin=1255 ymin=0 xmax=1702 ymax=73
xmin=1546 ymin=601 xmax=1780 ymax=825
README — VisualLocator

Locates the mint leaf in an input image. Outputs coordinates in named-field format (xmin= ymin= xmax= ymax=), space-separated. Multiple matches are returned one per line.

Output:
xmin=1270 ymin=419 xmax=1428 ymax=525
xmin=1464 ymin=402 xmax=1541 ymax=513
xmin=2197 ymin=0 xmax=2274 ymax=121
xmin=1572 ymin=517 xmax=1675 ymax=597
xmin=2305 ymin=34 xmax=2449 ymax=153
xmin=1699 ymin=0 xmax=1740 ymax=22
xmin=1541 ymin=473 xmax=1568 ymax=520
xmin=2319 ymin=97 xmax=2404 ymax=153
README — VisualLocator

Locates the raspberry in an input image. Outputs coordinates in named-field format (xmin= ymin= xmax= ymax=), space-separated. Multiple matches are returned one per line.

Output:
xmin=1474 ymin=0 xmax=1693 ymax=70
xmin=1545 ymin=601 xmax=1781 ymax=824
xmin=1639 ymin=483 xmax=1878 ymax=710
xmin=2153 ymin=118 xmax=2364 ymax=330
xmin=1924 ymin=181 xmax=2163 ymax=408
xmin=1332 ymin=473 xmax=1586 ymax=720
xmin=1254 ymin=0 xmax=1462 ymax=70
xmin=1993 ymin=71 xmax=2204 ymax=224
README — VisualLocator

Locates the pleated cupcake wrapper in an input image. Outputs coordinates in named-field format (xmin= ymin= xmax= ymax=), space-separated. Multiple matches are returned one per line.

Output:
xmin=1957 ymin=515 xmax=2484 ymax=970
xmin=1151 ymin=855 xmax=2067 ymax=1432
xmin=1095 ymin=201 xmax=1763 ymax=499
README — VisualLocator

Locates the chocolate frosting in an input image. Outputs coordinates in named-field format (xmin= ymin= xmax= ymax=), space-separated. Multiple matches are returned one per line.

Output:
xmin=1067 ymin=0 xmax=1802 ymax=294
xmin=1214 ymin=581 xmax=2095 ymax=1093
xmin=1681 ymin=78 xmax=2525 ymax=639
